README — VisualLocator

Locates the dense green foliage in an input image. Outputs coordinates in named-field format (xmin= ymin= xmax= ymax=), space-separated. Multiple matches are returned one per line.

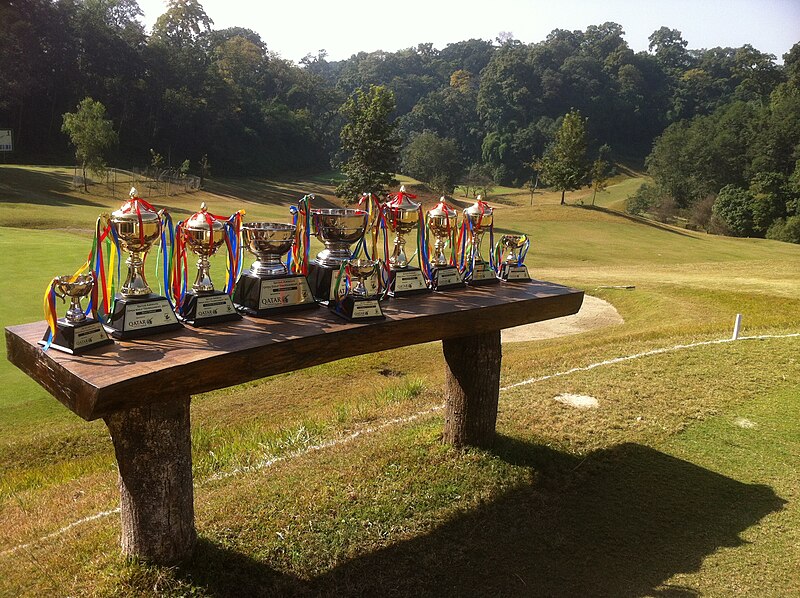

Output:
xmin=401 ymin=131 xmax=462 ymax=194
xmin=644 ymin=42 xmax=800 ymax=241
xmin=1 ymin=0 xmax=797 ymax=238
xmin=335 ymin=85 xmax=400 ymax=199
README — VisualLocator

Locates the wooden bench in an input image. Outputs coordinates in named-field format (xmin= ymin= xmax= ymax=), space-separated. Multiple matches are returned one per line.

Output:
xmin=5 ymin=280 xmax=583 ymax=563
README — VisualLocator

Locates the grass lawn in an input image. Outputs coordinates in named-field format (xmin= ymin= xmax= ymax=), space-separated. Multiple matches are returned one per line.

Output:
xmin=0 ymin=166 xmax=799 ymax=596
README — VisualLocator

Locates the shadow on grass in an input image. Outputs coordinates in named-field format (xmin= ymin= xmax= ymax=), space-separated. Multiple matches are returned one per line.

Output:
xmin=176 ymin=439 xmax=784 ymax=597
xmin=577 ymin=204 xmax=698 ymax=239
xmin=0 ymin=166 xmax=107 ymax=208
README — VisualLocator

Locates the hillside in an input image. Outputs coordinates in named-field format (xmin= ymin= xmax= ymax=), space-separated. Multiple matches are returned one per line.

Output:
xmin=0 ymin=167 xmax=799 ymax=596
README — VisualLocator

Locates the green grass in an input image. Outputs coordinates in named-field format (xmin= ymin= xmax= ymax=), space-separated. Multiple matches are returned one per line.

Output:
xmin=1 ymin=166 xmax=799 ymax=596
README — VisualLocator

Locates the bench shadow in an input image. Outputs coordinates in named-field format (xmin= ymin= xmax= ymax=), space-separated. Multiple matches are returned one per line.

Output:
xmin=175 ymin=438 xmax=784 ymax=597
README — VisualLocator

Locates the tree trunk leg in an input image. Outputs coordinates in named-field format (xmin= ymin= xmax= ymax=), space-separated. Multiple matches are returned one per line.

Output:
xmin=442 ymin=330 xmax=502 ymax=449
xmin=104 ymin=395 xmax=196 ymax=563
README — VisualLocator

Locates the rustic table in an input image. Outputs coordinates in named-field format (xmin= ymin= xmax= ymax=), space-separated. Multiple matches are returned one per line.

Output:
xmin=6 ymin=280 xmax=583 ymax=563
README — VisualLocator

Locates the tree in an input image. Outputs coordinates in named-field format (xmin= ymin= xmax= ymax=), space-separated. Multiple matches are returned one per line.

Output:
xmin=336 ymin=85 xmax=401 ymax=199
xmin=401 ymin=131 xmax=462 ymax=194
xmin=538 ymin=109 xmax=589 ymax=204
xmin=712 ymin=185 xmax=754 ymax=237
xmin=62 ymin=97 xmax=118 ymax=192
xmin=590 ymin=143 xmax=612 ymax=205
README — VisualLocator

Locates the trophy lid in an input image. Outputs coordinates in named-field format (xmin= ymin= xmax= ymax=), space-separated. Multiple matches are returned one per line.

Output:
xmin=385 ymin=185 xmax=420 ymax=213
xmin=428 ymin=196 xmax=457 ymax=219
xmin=185 ymin=203 xmax=225 ymax=232
xmin=112 ymin=187 xmax=161 ymax=223
xmin=464 ymin=194 xmax=493 ymax=217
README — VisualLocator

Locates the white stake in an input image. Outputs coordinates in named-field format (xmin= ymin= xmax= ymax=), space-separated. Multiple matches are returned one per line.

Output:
xmin=732 ymin=314 xmax=742 ymax=340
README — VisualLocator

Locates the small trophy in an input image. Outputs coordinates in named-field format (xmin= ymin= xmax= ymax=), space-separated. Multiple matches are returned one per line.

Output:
xmin=105 ymin=188 xmax=182 ymax=338
xmin=232 ymin=222 xmax=316 ymax=315
xmin=462 ymin=196 xmax=499 ymax=286
xmin=177 ymin=204 xmax=241 ymax=325
xmin=331 ymin=258 xmax=384 ymax=321
xmin=40 ymin=273 xmax=113 ymax=354
xmin=426 ymin=197 xmax=464 ymax=291
xmin=384 ymin=186 xmax=429 ymax=296
xmin=306 ymin=208 xmax=370 ymax=302
xmin=498 ymin=234 xmax=531 ymax=281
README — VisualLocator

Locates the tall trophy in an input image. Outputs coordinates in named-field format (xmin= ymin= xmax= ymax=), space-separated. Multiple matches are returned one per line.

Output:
xmin=306 ymin=208 xmax=370 ymax=302
xmin=177 ymin=204 xmax=241 ymax=325
xmin=426 ymin=197 xmax=464 ymax=291
xmin=497 ymin=234 xmax=531 ymax=281
xmin=233 ymin=222 xmax=316 ymax=315
xmin=462 ymin=195 xmax=499 ymax=286
xmin=330 ymin=258 xmax=385 ymax=321
xmin=40 ymin=273 xmax=113 ymax=354
xmin=105 ymin=188 xmax=182 ymax=338
xmin=383 ymin=186 xmax=429 ymax=296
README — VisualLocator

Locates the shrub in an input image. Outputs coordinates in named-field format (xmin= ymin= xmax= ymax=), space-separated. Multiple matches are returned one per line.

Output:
xmin=766 ymin=215 xmax=800 ymax=244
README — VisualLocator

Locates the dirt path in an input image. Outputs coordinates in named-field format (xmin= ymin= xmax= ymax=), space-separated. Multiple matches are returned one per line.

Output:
xmin=502 ymin=295 xmax=623 ymax=343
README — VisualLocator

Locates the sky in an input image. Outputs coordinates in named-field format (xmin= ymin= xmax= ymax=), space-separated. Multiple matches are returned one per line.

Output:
xmin=135 ymin=0 xmax=800 ymax=64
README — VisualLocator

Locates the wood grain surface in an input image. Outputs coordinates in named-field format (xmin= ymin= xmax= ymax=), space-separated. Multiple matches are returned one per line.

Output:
xmin=6 ymin=280 xmax=583 ymax=420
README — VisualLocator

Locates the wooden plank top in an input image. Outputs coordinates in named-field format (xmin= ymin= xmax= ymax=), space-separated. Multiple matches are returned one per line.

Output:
xmin=6 ymin=280 xmax=583 ymax=421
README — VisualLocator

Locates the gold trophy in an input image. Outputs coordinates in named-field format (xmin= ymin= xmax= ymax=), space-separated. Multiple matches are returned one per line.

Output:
xmin=177 ymin=204 xmax=241 ymax=325
xmin=426 ymin=197 xmax=464 ymax=291
xmin=331 ymin=258 xmax=384 ymax=321
xmin=462 ymin=195 xmax=499 ymax=286
xmin=105 ymin=188 xmax=182 ymax=338
xmin=383 ymin=186 xmax=429 ymax=296
xmin=40 ymin=273 xmax=113 ymax=354
xmin=233 ymin=222 xmax=316 ymax=315
xmin=498 ymin=234 xmax=531 ymax=281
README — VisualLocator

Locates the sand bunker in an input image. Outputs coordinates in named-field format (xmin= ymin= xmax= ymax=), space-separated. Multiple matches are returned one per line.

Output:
xmin=502 ymin=294 xmax=623 ymax=343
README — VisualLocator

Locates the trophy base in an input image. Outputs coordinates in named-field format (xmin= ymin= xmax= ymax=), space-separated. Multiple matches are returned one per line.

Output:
xmin=499 ymin=264 xmax=531 ymax=282
xmin=430 ymin=265 xmax=465 ymax=291
xmin=389 ymin=267 xmax=430 ymax=297
xmin=306 ymin=262 xmax=339 ymax=303
xmin=39 ymin=317 xmax=114 ymax=354
xmin=465 ymin=263 xmax=500 ymax=287
xmin=233 ymin=272 xmax=317 ymax=316
xmin=106 ymin=293 xmax=183 ymax=339
xmin=331 ymin=296 xmax=385 ymax=322
xmin=179 ymin=290 xmax=242 ymax=326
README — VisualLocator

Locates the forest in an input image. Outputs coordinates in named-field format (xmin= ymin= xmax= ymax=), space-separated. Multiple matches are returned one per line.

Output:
xmin=1 ymin=0 xmax=799 ymax=241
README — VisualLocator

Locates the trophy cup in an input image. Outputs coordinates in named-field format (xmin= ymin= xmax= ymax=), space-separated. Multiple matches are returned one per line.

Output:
xmin=426 ymin=197 xmax=464 ymax=291
xmin=498 ymin=234 xmax=531 ymax=281
xmin=40 ymin=273 xmax=113 ymax=354
xmin=232 ymin=222 xmax=316 ymax=315
xmin=105 ymin=188 xmax=182 ymax=338
xmin=306 ymin=208 xmax=370 ymax=302
xmin=331 ymin=258 xmax=384 ymax=321
xmin=383 ymin=186 xmax=429 ymax=296
xmin=462 ymin=195 xmax=499 ymax=286
xmin=177 ymin=204 xmax=241 ymax=325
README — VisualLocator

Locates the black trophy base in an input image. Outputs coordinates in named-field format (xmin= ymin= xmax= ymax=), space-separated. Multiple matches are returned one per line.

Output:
xmin=389 ymin=267 xmax=430 ymax=297
xmin=465 ymin=262 xmax=500 ymax=287
xmin=499 ymin=263 xmax=531 ymax=282
xmin=233 ymin=272 xmax=317 ymax=317
xmin=331 ymin=295 xmax=385 ymax=322
xmin=179 ymin=290 xmax=241 ymax=326
xmin=430 ymin=265 xmax=465 ymax=291
xmin=39 ymin=317 xmax=114 ymax=354
xmin=106 ymin=293 xmax=183 ymax=339
xmin=306 ymin=262 xmax=338 ymax=303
